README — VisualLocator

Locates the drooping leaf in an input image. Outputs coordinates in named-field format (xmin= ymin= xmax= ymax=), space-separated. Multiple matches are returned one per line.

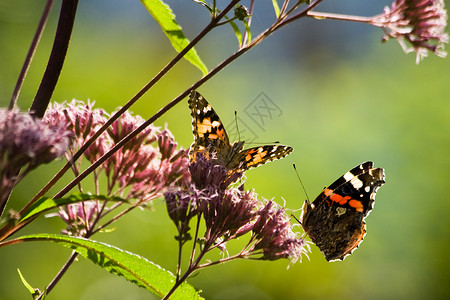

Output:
xmin=140 ymin=0 xmax=208 ymax=75
xmin=17 ymin=234 xmax=203 ymax=300
xmin=19 ymin=194 xmax=126 ymax=223
xmin=229 ymin=20 xmax=243 ymax=47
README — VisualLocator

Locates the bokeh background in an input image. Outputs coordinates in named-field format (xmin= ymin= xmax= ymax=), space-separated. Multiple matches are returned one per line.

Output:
xmin=1 ymin=1 xmax=449 ymax=299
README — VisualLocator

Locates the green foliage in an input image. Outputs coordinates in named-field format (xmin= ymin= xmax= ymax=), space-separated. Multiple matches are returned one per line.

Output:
xmin=17 ymin=268 xmax=43 ymax=299
xmin=272 ymin=0 xmax=281 ymax=18
xmin=140 ymin=0 xmax=208 ymax=75
xmin=17 ymin=234 xmax=203 ymax=300
xmin=19 ymin=194 xmax=127 ymax=223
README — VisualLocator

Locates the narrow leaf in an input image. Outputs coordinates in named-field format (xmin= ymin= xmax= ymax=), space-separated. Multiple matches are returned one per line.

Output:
xmin=243 ymin=20 xmax=251 ymax=45
xmin=229 ymin=20 xmax=243 ymax=47
xmin=17 ymin=268 xmax=41 ymax=298
xmin=19 ymin=194 xmax=126 ymax=223
xmin=140 ymin=0 xmax=208 ymax=75
xmin=17 ymin=234 xmax=203 ymax=300
xmin=272 ymin=0 xmax=281 ymax=18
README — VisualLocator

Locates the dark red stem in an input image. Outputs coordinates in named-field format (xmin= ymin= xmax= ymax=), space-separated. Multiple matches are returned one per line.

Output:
xmin=29 ymin=0 xmax=79 ymax=118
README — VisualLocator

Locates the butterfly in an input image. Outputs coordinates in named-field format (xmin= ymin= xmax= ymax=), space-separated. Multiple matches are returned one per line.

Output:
xmin=300 ymin=161 xmax=385 ymax=261
xmin=188 ymin=90 xmax=293 ymax=181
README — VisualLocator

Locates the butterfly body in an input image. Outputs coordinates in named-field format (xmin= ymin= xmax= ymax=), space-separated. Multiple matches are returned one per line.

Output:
xmin=301 ymin=161 xmax=385 ymax=261
xmin=189 ymin=91 xmax=293 ymax=180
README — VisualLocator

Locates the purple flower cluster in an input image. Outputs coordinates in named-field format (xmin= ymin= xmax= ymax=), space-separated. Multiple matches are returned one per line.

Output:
xmin=44 ymin=100 xmax=189 ymax=200
xmin=373 ymin=0 xmax=448 ymax=63
xmin=43 ymin=100 xmax=189 ymax=236
xmin=57 ymin=200 xmax=100 ymax=236
xmin=165 ymin=153 xmax=309 ymax=263
xmin=0 ymin=109 xmax=72 ymax=212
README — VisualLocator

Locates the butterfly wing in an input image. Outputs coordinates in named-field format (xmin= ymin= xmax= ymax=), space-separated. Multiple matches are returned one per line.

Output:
xmin=301 ymin=161 xmax=385 ymax=261
xmin=317 ymin=161 xmax=385 ymax=216
xmin=188 ymin=90 xmax=293 ymax=180
xmin=188 ymin=91 xmax=231 ymax=161
xmin=231 ymin=145 xmax=294 ymax=172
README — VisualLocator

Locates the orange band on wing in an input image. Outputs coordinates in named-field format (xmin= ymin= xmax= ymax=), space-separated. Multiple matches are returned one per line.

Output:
xmin=197 ymin=121 xmax=212 ymax=135
xmin=348 ymin=199 xmax=364 ymax=212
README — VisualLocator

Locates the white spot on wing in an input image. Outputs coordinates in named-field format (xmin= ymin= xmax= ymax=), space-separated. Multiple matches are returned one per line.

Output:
xmin=351 ymin=177 xmax=364 ymax=189
xmin=343 ymin=171 xmax=355 ymax=181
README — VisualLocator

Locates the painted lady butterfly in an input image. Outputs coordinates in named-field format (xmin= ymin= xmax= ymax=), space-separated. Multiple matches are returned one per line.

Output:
xmin=189 ymin=91 xmax=293 ymax=181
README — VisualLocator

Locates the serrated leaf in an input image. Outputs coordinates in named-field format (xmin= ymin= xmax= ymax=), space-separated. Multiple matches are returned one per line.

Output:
xmin=140 ymin=0 xmax=208 ymax=75
xmin=17 ymin=234 xmax=203 ymax=300
xmin=19 ymin=194 xmax=126 ymax=223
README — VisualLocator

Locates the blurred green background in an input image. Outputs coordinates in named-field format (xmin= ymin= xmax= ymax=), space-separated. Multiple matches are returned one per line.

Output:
xmin=1 ymin=1 xmax=449 ymax=299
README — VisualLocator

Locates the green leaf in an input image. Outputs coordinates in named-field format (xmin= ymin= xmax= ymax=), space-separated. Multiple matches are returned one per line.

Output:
xmin=19 ymin=194 xmax=126 ymax=223
xmin=229 ymin=20 xmax=243 ymax=47
xmin=17 ymin=268 xmax=41 ymax=299
xmin=272 ymin=0 xmax=281 ymax=18
xmin=140 ymin=0 xmax=208 ymax=75
xmin=17 ymin=234 xmax=203 ymax=300
xmin=243 ymin=19 xmax=251 ymax=45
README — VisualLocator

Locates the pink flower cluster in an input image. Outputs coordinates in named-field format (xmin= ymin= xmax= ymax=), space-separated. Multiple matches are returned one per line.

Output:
xmin=373 ymin=0 xmax=448 ymax=63
xmin=43 ymin=100 xmax=189 ymax=235
xmin=0 ymin=109 xmax=72 ymax=212
xmin=165 ymin=152 xmax=310 ymax=263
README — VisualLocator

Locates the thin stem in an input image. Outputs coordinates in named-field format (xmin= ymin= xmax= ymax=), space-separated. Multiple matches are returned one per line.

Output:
xmin=176 ymin=228 xmax=183 ymax=280
xmin=9 ymin=0 xmax=55 ymax=110
xmin=0 ymin=0 xmax=315 ymax=243
xmin=15 ymin=0 xmax=240 ymax=224
xmin=30 ymin=0 xmax=79 ymax=118
xmin=54 ymin=36 xmax=257 ymax=205
xmin=242 ymin=0 xmax=255 ymax=46
xmin=36 ymin=251 xmax=79 ymax=300
xmin=279 ymin=0 xmax=290 ymax=16
xmin=306 ymin=10 xmax=373 ymax=23
xmin=196 ymin=252 xmax=244 ymax=269
xmin=163 ymin=241 xmax=208 ymax=300
xmin=90 ymin=198 xmax=147 ymax=235
xmin=280 ymin=0 xmax=326 ymax=27
xmin=189 ymin=214 xmax=202 ymax=268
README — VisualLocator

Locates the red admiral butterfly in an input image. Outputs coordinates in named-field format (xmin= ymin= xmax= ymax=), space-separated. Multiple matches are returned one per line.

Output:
xmin=300 ymin=161 xmax=385 ymax=261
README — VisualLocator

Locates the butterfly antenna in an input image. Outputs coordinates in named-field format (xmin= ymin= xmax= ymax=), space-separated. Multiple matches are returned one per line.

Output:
xmin=291 ymin=213 xmax=302 ymax=224
xmin=293 ymin=163 xmax=310 ymax=202
xmin=234 ymin=110 xmax=241 ymax=141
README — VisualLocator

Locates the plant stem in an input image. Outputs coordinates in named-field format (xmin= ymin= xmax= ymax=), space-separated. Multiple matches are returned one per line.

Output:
xmin=9 ymin=0 xmax=55 ymax=110
xmin=10 ymin=0 xmax=241 ymax=233
xmin=29 ymin=0 xmax=79 ymax=118
xmin=189 ymin=214 xmax=202 ymax=268
xmin=36 ymin=251 xmax=79 ymax=300
xmin=0 ymin=0 xmax=323 ymax=243
xmin=306 ymin=10 xmax=373 ymax=23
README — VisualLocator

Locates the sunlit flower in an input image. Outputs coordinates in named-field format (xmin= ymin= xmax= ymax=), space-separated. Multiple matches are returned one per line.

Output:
xmin=249 ymin=201 xmax=310 ymax=263
xmin=44 ymin=100 xmax=108 ymax=162
xmin=45 ymin=101 xmax=189 ymax=202
xmin=164 ymin=187 xmax=203 ymax=243
xmin=58 ymin=201 xmax=100 ymax=236
xmin=202 ymin=189 xmax=260 ymax=249
xmin=372 ymin=0 xmax=449 ymax=63
xmin=189 ymin=151 xmax=241 ymax=190
xmin=0 ymin=109 xmax=72 ymax=208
